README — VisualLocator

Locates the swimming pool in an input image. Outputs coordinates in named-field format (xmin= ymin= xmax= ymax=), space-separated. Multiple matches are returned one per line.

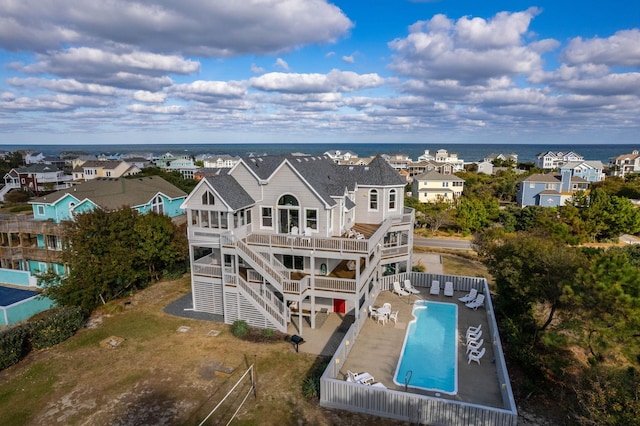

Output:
xmin=393 ymin=301 xmax=458 ymax=394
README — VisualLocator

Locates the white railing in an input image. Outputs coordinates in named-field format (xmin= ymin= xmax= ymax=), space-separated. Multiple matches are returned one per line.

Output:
xmin=245 ymin=232 xmax=370 ymax=254
xmin=314 ymin=277 xmax=357 ymax=293
xmin=236 ymin=276 xmax=286 ymax=330
xmin=320 ymin=271 xmax=517 ymax=425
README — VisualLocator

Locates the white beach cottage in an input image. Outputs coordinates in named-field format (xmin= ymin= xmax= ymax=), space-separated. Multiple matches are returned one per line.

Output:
xmin=181 ymin=155 xmax=414 ymax=333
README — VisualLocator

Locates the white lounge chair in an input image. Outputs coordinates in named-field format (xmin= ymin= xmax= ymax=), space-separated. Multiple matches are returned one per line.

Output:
xmin=347 ymin=370 xmax=375 ymax=384
xmin=466 ymin=338 xmax=484 ymax=354
xmin=466 ymin=294 xmax=485 ymax=310
xmin=430 ymin=280 xmax=440 ymax=296
xmin=370 ymin=382 xmax=387 ymax=389
xmin=403 ymin=279 xmax=421 ymax=294
xmin=459 ymin=288 xmax=478 ymax=303
xmin=444 ymin=281 xmax=454 ymax=297
xmin=393 ymin=281 xmax=410 ymax=297
xmin=468 ymin=347 xmax=486 ymax=365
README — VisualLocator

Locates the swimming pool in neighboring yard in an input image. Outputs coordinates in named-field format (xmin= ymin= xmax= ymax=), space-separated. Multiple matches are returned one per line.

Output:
xmin=393 ymin=300 xmax=458 ymax=394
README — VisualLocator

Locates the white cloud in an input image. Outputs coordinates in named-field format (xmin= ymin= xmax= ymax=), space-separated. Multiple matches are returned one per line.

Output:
xmin=171 ymin=80 xmax=247 ymax=103
xmin=7 ymin=78 xmax=117 ymax=96
xmin=388 ymin=9 xmax=554 ymax=86
xmin=133 ymin=91 xmax=167 ymax=103
xmin=126 ymin=104 xmax=185 ymax=115
xmin=275 ymin=58 xmax=290 ymax=71
xmin=251 ymin=64 xmax=265 ymax=74
xmin=342 ymin=55 xmax=355 ymax=63
xmin=250 ymin=69 xmax=385 ymax=93
xmin=0 ymin=0 xmax=352 ymax=56
xmin=562 ymin=29 xmax=640 ymax=67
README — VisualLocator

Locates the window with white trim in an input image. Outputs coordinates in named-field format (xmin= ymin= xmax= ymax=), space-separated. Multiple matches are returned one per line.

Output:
xmin=37 ymin=205 xmax=45 ymax=215
xmin=305 ymin=208 xmax=318 ymax=230
xmin=202 ymin=191 xmax=215 ymax=205
xmin=388 ymin=189 xmax=397 ymax=210
xmin=369 ymin=189 xmax=378 ymax=210
xmin=262 ymin=207 xmax=273 ymax=228
xmin=152 ymin=196 xmax=164 ymax=214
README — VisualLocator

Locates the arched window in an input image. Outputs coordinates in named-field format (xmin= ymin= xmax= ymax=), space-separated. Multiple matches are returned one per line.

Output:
xmin=277 ymin=194 xmax=300 ymax=234
xmin=389 ymin=189 xmax=397 ymax=210
xmin=152 ymin=196 xmax=164 ymax=214
xmin=369 ymin=189 xmax=378 ymax=211
xmin=202 ymin=191 xmax=215 ymax=205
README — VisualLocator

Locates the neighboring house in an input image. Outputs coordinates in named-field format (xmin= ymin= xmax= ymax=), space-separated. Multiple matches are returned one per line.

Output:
xmin=417 ymin=149 xmax=465 ymax=172
xmin=181 ymin=155 xmax=414 ymax=332
xmin=25 ymin=152 xmax=45 ymax=164
xmin=166 ymin=158 xmax=199 ymax=179
xmin=154 ymin=152 xmax=191 ymax=168
xmin=124 ymin=157 xmax=153 ymax=170
xmin=516 ymin=172 xmax=589 ymax=207
xmin=2 ymin=164 xmax=72 ymax=198
xmin=483 ymin=153 xmax=518 ymax=164
xmin=476 ymin=161 xmax=494 ymax=175
xmin=559 ymin=161 xmax=605 ymax=183
xmin=534 ymin=151 xmax=584 ymax=169
xmin=0 ymin=176 xmax=187 ymax=291
xmin=609 ymin=150 xmax=640 ymax=177
xmin=382 ymin=153 xmax=412 ymax=171
xmin=408 ymin=160 xmax=456 ymax=177
xmin=72 ymin=160 xmax=140 ymax=181
xmin=324 ymin=150 xmax=358 ymax=163
xmin=411 ymin=171 xmax=465 ymax=203
xmin=336 ymin=156 xmax=374 ymax=166
xmin=199 ymin=154 xmax=241 ymax=169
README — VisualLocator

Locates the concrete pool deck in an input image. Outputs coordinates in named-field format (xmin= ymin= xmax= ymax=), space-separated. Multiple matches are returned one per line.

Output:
xmin=291 ymin=288 xmax=504 ymax=410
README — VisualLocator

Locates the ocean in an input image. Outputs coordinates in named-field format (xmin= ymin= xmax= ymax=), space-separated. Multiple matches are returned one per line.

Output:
xmin=1 ymin=143 xmax=637 ymax=164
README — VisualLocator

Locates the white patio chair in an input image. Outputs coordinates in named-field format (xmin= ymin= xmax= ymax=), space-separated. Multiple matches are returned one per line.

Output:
xmin=466 ymin=330 xmax=483 ymax=345
xmin=290 ymin=226 xmax=299 ymax=236
xmin=430 ymin=280 xmax=440 ymax=296
xmin=458 ymin=288 xmax=478 ymax=303
xmin=403 ymin=279 xmax=421 ymax=294
xmin=444 ymin=281 xmax=454 ymax=297
xmin=465 ymin=293 xmax=485 ymax=310
xmin=389 ymin=311 xmax=399 ymax=324
xmin=392 ymin=281 xmax=410 ymax=297
xmin=468 ymin=347 xmax=486 ymax=365
xmin=466 ymin=338 xmax=484 ymax=354
xmin=467 ymin=324 xmax=482 ymax=335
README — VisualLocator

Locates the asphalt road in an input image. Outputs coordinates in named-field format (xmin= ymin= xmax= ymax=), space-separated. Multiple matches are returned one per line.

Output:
xmin=413 ymin=237 xmax=473 ymax=250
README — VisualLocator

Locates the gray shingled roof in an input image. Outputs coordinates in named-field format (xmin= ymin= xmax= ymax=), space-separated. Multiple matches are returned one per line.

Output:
xmin=413 ymin=170 xmax=464 ymax=181
xmin=204 ymin=175 xmax=255 ymax=210
xmin=32 ymin=176 xmax=187 ymax=210
xmin=16 ymin=164 xmax=63 ymax=173
xmin=239 ymin=154 xmax=405 ymax=207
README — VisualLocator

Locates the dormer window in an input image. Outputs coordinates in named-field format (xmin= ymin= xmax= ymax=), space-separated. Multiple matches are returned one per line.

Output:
xmin=202 ymin=191 xmax=215 ymax=205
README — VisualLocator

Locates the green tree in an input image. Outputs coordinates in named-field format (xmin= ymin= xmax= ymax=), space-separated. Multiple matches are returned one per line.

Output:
xmin=40 ymin=208 xmax=187 ymax=312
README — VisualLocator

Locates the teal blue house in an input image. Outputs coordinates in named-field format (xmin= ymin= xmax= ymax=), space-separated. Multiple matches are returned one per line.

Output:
xmin=0 ymin=176 xmax=187 ymax=323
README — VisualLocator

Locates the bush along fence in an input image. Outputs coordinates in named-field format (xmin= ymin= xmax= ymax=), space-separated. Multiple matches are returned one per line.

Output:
xmin=0 ymin=306 xmax=85 ymax=370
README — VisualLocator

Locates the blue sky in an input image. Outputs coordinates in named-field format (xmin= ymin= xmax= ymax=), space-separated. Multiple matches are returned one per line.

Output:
xmin=0 ymin=0 xmax=638 ymax=145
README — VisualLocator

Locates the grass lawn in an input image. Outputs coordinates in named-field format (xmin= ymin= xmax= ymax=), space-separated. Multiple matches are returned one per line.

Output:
xmin=0 ymin=277 xmax=403 ymax=425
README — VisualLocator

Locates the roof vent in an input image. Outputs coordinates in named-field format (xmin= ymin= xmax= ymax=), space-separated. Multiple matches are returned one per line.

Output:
xmin=364 ymin=167 xmax=369 ymax=171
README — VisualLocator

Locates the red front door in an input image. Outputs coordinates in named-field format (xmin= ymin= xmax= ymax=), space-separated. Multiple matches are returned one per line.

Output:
xmin=333 ymin=299 xmax=346 ymax=314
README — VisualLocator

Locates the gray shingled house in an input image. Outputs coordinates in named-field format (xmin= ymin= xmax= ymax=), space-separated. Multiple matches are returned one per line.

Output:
xmin=181 ymin=155 xmax=414 ymax=332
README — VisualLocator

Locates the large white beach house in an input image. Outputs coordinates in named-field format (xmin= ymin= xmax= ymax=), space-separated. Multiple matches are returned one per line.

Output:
xmin=181 ymin=155 xmax=414 ymax=332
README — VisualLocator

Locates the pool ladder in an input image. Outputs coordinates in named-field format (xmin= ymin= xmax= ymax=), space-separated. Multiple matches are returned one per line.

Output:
xmin=404 ymin=370 xmax=412 ymax=391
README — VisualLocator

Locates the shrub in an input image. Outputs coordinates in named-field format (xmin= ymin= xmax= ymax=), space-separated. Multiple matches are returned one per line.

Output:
xmin=230 ymin=320 xmax=249 ymax=338
xmin=0 ymin=325 xmax=30 ymax=370
xmin=302 ymin=376 xmax=320 ymax=398
xmin=262 ymin=328 xmax=275 ymax=339
xmin=29 ymin=306 xmax=85 ymax=350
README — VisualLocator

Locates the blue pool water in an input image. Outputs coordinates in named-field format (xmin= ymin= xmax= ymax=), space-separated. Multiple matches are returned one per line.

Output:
xmin=393 ymin=301 xmax=458 ymax=394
